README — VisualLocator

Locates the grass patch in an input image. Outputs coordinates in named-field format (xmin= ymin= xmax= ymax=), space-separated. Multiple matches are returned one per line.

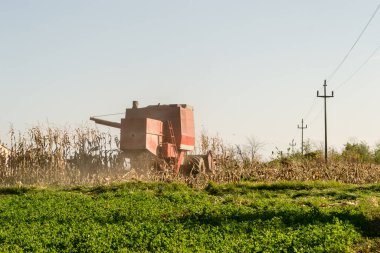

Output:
xmin=0 ymin=181 xmax=379 ymax=252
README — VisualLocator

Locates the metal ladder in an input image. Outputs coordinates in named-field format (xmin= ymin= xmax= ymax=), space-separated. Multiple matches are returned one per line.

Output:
xmin=167 ymin=121 xmax=178 ymax=159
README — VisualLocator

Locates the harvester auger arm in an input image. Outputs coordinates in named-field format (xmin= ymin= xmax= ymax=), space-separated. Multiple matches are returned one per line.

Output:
xmin=90 ymin=117 xmax=121 ymax=129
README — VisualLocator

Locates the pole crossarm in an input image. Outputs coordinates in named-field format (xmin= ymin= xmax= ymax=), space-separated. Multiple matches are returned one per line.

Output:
xmin=316 ymin=80 xmax=334 ymax=163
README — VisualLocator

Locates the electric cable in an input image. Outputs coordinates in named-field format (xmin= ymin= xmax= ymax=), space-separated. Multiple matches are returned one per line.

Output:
xmin=327 ymin=2 xmax=380 ymax=82
xmin=309 ymin=107 xmax=324 ymax=126
xmin=302 ymin=97 xmax=318 ymax=122
xmin=333 ymin=45 xmax=380 ymax=91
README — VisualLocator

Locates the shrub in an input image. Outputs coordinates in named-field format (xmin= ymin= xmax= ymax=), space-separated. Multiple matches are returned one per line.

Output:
xmin=342 ymin=142 xmax=372 ymax=163
xmin=374 ymin=144 xmax=380 ymax=165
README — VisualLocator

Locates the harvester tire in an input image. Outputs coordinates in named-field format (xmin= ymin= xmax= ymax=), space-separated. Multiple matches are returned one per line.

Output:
xmin=188 ymin=156 xmax=206 ymax=177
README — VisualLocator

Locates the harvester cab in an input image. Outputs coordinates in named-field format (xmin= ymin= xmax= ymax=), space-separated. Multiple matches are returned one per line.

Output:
xmin=90 ymin=101 xmax=213 ymax=175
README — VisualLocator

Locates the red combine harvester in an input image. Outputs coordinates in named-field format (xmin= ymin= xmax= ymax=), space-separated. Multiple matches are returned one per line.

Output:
xmin=90 ymin=101 xmax=213 ymax=175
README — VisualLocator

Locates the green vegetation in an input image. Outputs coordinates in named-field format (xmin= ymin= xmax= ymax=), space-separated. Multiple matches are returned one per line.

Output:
xmin=1 ymin=127 xmax=380 ymax=251
xmin=0 ymin=181 xmax=379 ymax=252
xmin=340 ymin=142 xmax=380 ymax=164
xmin=290 ymin=140 xmax=380 ymax=165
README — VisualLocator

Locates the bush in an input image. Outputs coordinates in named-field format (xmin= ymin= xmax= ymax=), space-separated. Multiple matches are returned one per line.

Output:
xmin=341 ymin=142 xmax=372 ymax=163
xmin=374 ymin=144 xmax=380 ymax=165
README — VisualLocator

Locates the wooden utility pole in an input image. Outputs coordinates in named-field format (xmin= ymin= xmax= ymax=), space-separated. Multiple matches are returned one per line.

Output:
xmin=289 ymin=139 xmax=296 ymax=154
xmin=297 ymin=119 xmax=307 ymax=155
xmin=317 ymin=80 xmax=334 ymax=163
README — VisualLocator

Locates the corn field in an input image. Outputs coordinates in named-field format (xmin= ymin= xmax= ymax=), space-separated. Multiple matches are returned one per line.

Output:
xmin=1 ymin=126 xmax=380 ymax=187
xmin=0 ymin=126 xmax=124 ymax=185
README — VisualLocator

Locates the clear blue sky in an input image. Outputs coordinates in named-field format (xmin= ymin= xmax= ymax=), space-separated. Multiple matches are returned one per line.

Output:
xmin=1 ymin=0 xmax=379 ymax=157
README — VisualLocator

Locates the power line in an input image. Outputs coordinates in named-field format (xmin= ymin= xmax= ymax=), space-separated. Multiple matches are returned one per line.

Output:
xmin=309 ymin=107 xmax=323 ymax=125
xmin=333 ymin=45 xmax=380 ymax=91
xmin=327 ymin=2 xmax=380 ymax=82
xmin=302 ymin=97 xmax=318 ymax=121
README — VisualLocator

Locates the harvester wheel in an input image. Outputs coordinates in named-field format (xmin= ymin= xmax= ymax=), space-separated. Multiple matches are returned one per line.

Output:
xmin=188 ymin=156 xmax=206 ymax=177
